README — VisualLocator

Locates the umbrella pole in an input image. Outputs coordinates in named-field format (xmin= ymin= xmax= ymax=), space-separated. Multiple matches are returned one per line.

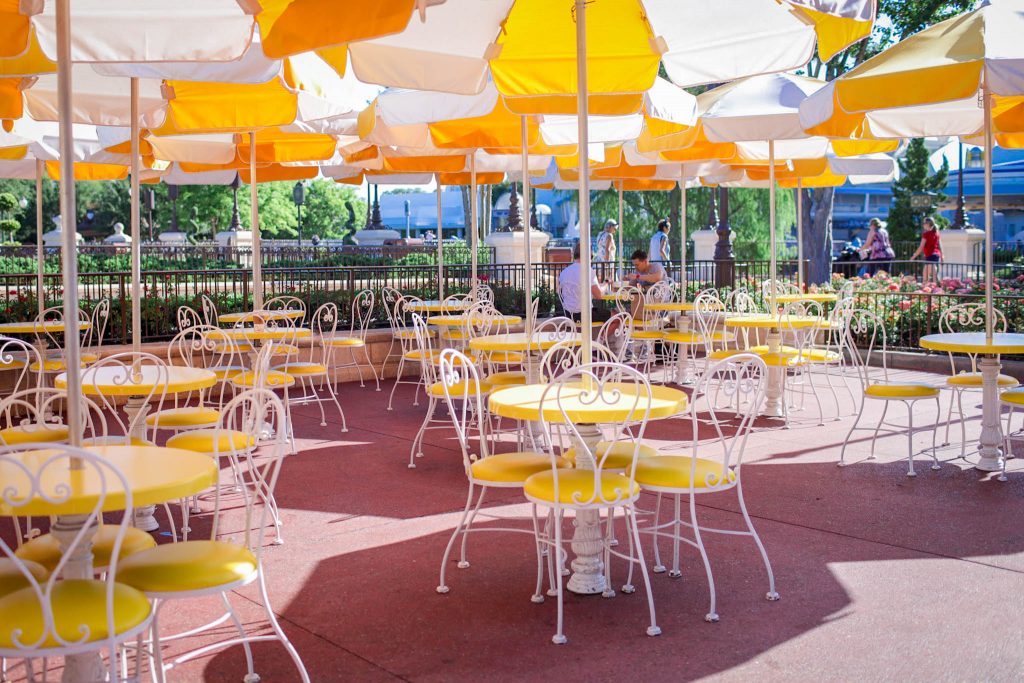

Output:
xmin=470 ymin=154 xmax=478 ymax=296
xmin=983 ymin=83 xmax=994 ymax=343
xmin=617 ymin=186 xmax=624 ymax=284
xmin=130 ymin=77 xmax=141 ymax=357
xmin=521 ymin=117 xmax=533 ymax=336
xmin=575 ymin=0 xmax=592 ymax=364
xmin=769 ymin=139 xmax=777 ymax=312
xmin=250 ymin=131 xmax=262 ymax=311
xmin=796 ymin=179 xmax=804 ymax=292
xmin=680 ymin=173 xmax=687 ymax=302
xmin=436 ymin=183 xmax=444 ymax=300
xmin=35 ymin=160 xmax=44 ymax=320
xmin=55 ymin=0 xmax=82 ymax=452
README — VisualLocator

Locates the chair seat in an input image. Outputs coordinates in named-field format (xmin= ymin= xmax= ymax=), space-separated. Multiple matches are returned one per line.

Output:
xmin=30 ymin=359 xmax=86 ymax=373
xmin=865 ymin=383 xmax=939 ymax=399
xmin=117 ymin=540 xmax=257 ymax=594
xmin=80 ymin=436 xmax=156 ymax=448
xmin=471 ymin=452 xmax=569 ymax=484
xmin=635 ymin=455 xmax=736 ymax=490
xmin=749 ymin=345 xmax=798 ymax=356
xmin=0 ymin=558 xmax=48 ymax=597
xmin=328 ymin=337 xmax=365 ymax=348
xmin=212 ymin=365 xmax=246 ymax=380
xmin=758 ymin=352 xmax=804 ymax=367
xmin=0 ymin=579 xmax=151 ymax=649
xmin=800 ymin=348 xmax=842 ymax=363
xmin=146 ymin=406 xmax=220 ymax=428
xmin=394 ymin=329 xmax=433 ymax=340
xmin=564 ymin=441 xmax=659 ymax=469
xmin=0 ymin=423 xmax=69 ymax=445
xmin=270 ymin=344 xmax=300 ymax=355
xmin=523 ymin=469 xmax=639 ymax=505
xmin=486 ymin=370 xmax=527 ymax=386
xmin=946 ymin=372 xmax=1018 ymax=388
xmin=1000 ymin=388 xmax=1024 ymax=406
xmin=633 ymin=318 xmax=669 ymax=330
xmin=274 ymin=362 xmax=328 ymax=376
xmin=0 ymin=358 xmax=27 ymax=370
xmin=213 ymin=342 xmax=254 ymax=354
xmin=231 ymin=370 xmax=296 ymax=388
xmin=428 ymin=378 xmax=493 ymax=398
xmin=486 ymin=351 xmax=525 ymax=365
xmin=631 ymin=330 xmax=665 ymax=341
xmin=708 ymin=349 xmax=748 ymax=360
xmin=16 ymin=525 xmax=156 ymax=572
xmin=404 ymin=349 xmax=479 ymax=365
xmin=166 ymin=429 xmax=256 ymax=455
xmin=80 ymin=352 xmax=100 ymax=364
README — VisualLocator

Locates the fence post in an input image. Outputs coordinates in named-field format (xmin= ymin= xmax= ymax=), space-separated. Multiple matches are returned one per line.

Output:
xmin=118 ymin=273 xmax=128 ymax=345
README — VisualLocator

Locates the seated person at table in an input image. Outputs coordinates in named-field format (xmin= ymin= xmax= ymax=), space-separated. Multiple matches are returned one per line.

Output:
xmin=558 ymin=243 xmax=612 ymax=323
xmin=626 ymin=249 xmax=667 ymax=289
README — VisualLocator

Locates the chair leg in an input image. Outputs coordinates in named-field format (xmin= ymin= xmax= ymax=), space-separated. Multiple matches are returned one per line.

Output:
xmin=931 ymin=398 xmax=942 ymax=471
xmin=943 ymin=388 xmax=955 ymax=446
xmin=363 ymin=347 xmax=381 ymax=391
xmin=552 ymin=508 xmax=567 ymax=645
xmin=220 ymin=592 xmax=257 ymax=682
xmin=957 ymin=389 xmax=968 ymax=459
xmin=669 ymin=493 xmax=682 ymax=578
xmin=387 ymin=355 xmax=406 ymax=411
xmin=736 ymin=480 xmax=778 ymax=602
xmin=323 ymin=375 xmax=347 ymax=432
xmin=688 ymin=493 xmax=718 ymax=623
xmin=409 ymin=397 xmax=436 ymax=468
xmin=627 ymin=504 xmax=661 ymax=637
xmin=458 ymin=485 xmax=488 ymax=568
xmin=257 ymin=571 xmax=311 ymax=683
xmin=651 ymin=492 xmax=666 ymax=573
xmin=437 ymin=482 xmax=476 ymax=594
xmin=530 ymin=504 xmax=546 ymax=604
xmin=870 ymin=401 xmax=889 ymax=460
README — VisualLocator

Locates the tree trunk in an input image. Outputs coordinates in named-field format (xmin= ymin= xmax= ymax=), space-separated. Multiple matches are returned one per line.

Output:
xmin=803 ymin=187 xmax=835 ymax=285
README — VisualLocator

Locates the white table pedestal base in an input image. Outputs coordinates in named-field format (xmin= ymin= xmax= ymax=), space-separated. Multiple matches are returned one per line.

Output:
xmin=52 ymin=514 xmax=107 ymax=682
xmin=566 ymin=423 xmax=607 ymax=596
xmin=976 ymin=355 xmax=1004 ymax=473
xmin=763 ymin=329 xmax=785 ymax=418
xmin=124 ymin=396 xmax=159 ymax=531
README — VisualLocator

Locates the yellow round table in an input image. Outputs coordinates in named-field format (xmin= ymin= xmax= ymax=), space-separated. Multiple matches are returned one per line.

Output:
xmin=921 ymin=332 xmax=1024 ymax=473
xmin=488 ymin=382 xmax=687 ymax=424
xmin=428 ymin=314 xmax=522 ymax=327
xmin=489 ymin=381 xmax=686 ymax=595
xmin=724 ymin=314 xmax=823 ymax=330
xmin=0 ymin=321 xmax=91 ymax=334
xmin=57 ymin=365 xmax=217 ymax=397
xmin=645 ymin=302 xmax=694 ymax=312
xmin=599 ymin=292 xmax=632 ymax=302
xmin=469 ymin=332 xmax=582 ymax=353
xmin=406 ymin=300 xmax=471 ymax=313
xmin=724 ymin=315 xmax=823 ymax=417
xmin=775 ymin=293 xmax=838 ymax=304
xmin=0 ymin=445 xmax=217 ymax=518
xmin=223 ymin=327 xmax=312 ymax=342
xmin=218 ymin=310 xmax=304 ymax=325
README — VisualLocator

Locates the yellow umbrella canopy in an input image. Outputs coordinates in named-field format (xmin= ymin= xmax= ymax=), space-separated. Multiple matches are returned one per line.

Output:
xmin=799 ymin=0 xmax=1024 ymax=144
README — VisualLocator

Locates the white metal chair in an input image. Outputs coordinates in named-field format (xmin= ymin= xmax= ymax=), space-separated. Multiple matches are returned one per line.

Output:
xmin=839 ymin=309 xmax=942 ymax=476
xmin=176 ymin=305 xmax=204 ymax=332
xmin=387 ymin=295 xmax=431 ymax=411
xmin=528 ymin=362 xmax=660 ymax=645
xmin=80 ymin=298 xmax=110 ymax=364
xmin=0 ymin=444 xmax=153 ymax=683
xmin=434 ymin=348 xmax=564 ymax=598
xmin=200 ymin=294 xmax=219 ymax=327
xmin=937 ymin=303 xmax=1018 ymax=457
xmin=0 ymin=335 xmax=43 ymax=397
xmin=637 ymin=354 xmax=777 ymax=623
xmin=597 ymin=312 xmax=633 ymax=363
xmin=79 ymin=352 xmax=169 ymax=448
xmin=118 ymin=390 xmax=309 ymax=683
xmin=229 ymin=341 xmax=297 ymax=453
xmin=274 ymin=302 xmax=348 ymax=431
xmin=379 ymin=286 xmax=405 ymax=379
xmin=31 ymin=306 xmax=89 ymax=375
xmin=324 ymin=290 xmax=380 ymax=391
xmin=263 ymin=295 xmax=306 ymax=327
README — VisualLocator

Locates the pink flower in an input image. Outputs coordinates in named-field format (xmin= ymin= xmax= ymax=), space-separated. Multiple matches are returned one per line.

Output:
xmin=899 ymin=301 xmax=912 ymax=311
xmin=888 ymin=284 xmax=899 ymax=291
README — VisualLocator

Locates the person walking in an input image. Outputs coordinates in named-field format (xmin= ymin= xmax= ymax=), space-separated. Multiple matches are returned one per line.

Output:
xmin=909 ymin=215 xmax=942 ymax=284
xmin=862 ymin=217 xmax=895 ymax=275
xmin=649 ymin=218 xmax=671 ymax=264
xmin=595 ymin=218 xmax=618 ymax=282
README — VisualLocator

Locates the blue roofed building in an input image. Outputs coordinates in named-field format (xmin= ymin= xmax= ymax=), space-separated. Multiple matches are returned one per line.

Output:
xmin=937 ymin=146 xmax=1024 ymax=242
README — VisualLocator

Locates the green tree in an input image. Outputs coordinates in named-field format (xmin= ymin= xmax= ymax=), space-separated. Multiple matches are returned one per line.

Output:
xmin=887 ymin=138 xmax=949 ymax=241
xmin=300 ymin=179 xmax=365 ymax=239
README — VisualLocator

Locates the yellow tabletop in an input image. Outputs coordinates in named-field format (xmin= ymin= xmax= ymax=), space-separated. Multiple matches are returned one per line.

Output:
xmin=218 ymin=310 xmax=304 ymax=324
xmin=406 ymin=300 xmax=471 ymax=313
xmin=600 ymin=292 xmax=633 ymax=302
xmin=0 ymin=445 xmax=217 ymax=517
xmin=489 ymin=382 xmax=687 ymax=424
xmin=470 ymin=332 xmax=583 ymax=353
xmin=724 ymin=314 xmax=823 ymax=330
xmin=223 ymin=327 xmax=313 ymax=341
xmin=775 ymin=293 xmax=838 ymax=304
xmin=427 ymin=314 xmax=522 ymax=327
xmin=0 ymin=321 xmax=90 ymax=335
xmin=645 ymin=302 xmax=694 ymax=312
xmin=920 ymin=333 xmax=1024 ymax=355
xmin=56 ymin=365 xmax=217 ymax=396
